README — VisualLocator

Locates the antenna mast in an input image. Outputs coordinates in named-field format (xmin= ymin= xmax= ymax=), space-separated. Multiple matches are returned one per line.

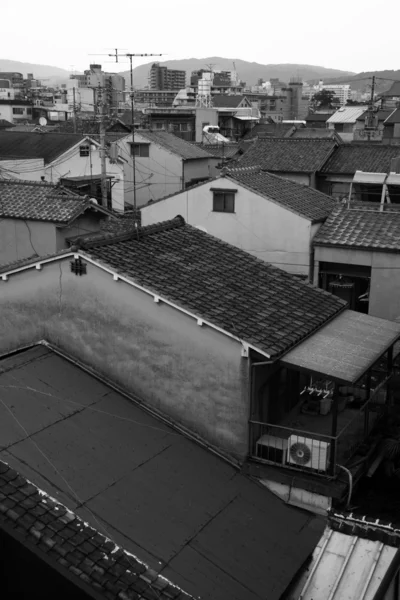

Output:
xmin=95 ymin=49 xmax=163 ymax=217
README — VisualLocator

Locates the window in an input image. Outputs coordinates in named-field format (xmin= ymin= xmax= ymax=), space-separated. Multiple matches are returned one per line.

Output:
xmin=79 ymin=144 xmax=90 ymax=157
xmin=12 ymin=107 xmax=24 ymax=115
xmin=154 ymin=122 xmax=164 ymax=130
xmin=131 ymin=143 xmax=149 ymax=157
xmin=212 ymin=190 xmax=236 ymax=213
xmin=27 ymin=108 xmax=32 ymax=115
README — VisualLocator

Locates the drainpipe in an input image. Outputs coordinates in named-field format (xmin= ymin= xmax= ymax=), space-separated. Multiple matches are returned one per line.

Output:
xmin=182 ymin=159 xmax=185 ymax=191
xmin=337 ymin=464 xmax=353 ymax=509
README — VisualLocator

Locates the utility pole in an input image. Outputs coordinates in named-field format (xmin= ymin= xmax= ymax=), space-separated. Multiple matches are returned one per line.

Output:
xmin=98 ymin=84 xmax=108 ymax=208
xmin=94 ymin=49 xmax=162 ymax=216
xmin=72 ymin=87 xmax=77 ymax=133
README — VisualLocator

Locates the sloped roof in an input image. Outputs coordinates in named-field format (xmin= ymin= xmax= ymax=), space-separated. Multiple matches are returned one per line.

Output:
xmin=327 ymin=107 xmax=368 ymax=124
xmin=355 ymin=109 xmax=394 ymax=122
xmin=75 ymin=216 xmax=346 ymax=358
xmin=313 ymin=201 xmax=400 ymax=252
xmin=385 ymin=108 xmax=400 ymax=124
xmin=321 ymin=144 xmax=400 ymax=174
xmin=0 ymin=118 xmax=14 ymax=128
xmin=0 ymin=344 xmax=325 ymax=600
xmin=137 ymin=130 xmax=213 ymax=160
xmin=289 ymin=128 xmax=338 ymax=139
xmin=0 ymin=131 xmax=87 ymax=163
xmin=0 ymin=456 xmax=192 ymax=600
xmin=242 ymin=122 xmax=296 ymax=140
xmin=305 ymin=113 xmax=331 ymax=122
xmin=212 ymin=95 xmax=247 ymax=108
xmin=237 ymin=138 xmax=337 ymax=173
xmin=0 ymin=179 xmax=103 ymax=224
xmin=226 ymin=167 xmax=336 ymax=222
xmin=200 ymin=143 xmax=240 ymax=158
xmin=381 ymin=81 xmax=400 ymax=97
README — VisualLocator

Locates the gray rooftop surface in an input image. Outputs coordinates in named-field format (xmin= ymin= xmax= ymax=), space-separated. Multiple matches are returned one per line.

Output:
xmin=0 ymin=344 xmax=324 ymax=600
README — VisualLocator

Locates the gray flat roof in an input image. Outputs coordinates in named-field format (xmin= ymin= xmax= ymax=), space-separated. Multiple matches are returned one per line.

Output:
xmin=281 ymin=309 xmax=400 ymax=384
xmin=0 ymin=344 xmax=324 ymax=600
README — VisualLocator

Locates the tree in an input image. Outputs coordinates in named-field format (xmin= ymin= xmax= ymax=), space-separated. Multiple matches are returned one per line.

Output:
xmin=312 ymin=89 xmax=340 ymax=108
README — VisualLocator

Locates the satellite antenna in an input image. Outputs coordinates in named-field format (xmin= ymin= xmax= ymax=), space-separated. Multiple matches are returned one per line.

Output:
xmin=39 ymin=117 xmax=47 ymax=126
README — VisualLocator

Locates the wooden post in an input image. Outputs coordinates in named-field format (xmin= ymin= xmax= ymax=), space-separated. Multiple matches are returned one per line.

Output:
xmin=330 ymin=383 xmax=339 ymax=476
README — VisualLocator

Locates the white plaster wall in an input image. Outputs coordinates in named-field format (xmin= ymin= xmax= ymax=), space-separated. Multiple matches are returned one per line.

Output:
xmin=117 ymin=134 xmax=183 ymax=208
xmin=0 ymin=159 xmax=45 ymax=181
xmin=141 ymin=177 xmax=314 ymax=274
xmin=44 ymin=144 xmax=125 ymax=212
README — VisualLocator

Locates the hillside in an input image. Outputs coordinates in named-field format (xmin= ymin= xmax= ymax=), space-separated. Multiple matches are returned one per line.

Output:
xmin=0 ymin=59 xmax=70 ymax=83
xmin=122 ymin=57 xmax=355 ymax=88
xmin=322 ymin=70 xmax=400 ymax=94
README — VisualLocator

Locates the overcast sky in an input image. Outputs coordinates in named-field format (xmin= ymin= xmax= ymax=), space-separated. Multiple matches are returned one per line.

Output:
xmin=2 ymin=0 xmax=399 ymax=74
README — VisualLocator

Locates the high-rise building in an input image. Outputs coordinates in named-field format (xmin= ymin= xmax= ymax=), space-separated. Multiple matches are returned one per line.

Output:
xmin=149 ymin=63 xmax=186 ymax=90
xmin=68 ymin=64 xmax=125 ymax=113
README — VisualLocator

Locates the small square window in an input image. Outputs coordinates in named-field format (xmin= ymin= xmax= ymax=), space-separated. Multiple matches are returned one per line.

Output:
xmin=131 ymin=143 xmax=149 ymax=157
xmin=213 ymin=191 xmax=235 ymax=213
xmin=79 ymin=144 xmax=90 ymax=157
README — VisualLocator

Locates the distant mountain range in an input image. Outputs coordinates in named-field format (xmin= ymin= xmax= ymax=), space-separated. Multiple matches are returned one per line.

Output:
xmin=1 ymin=57 xmax=398 ymax=96
xmin=0 ymin=59 xmax=70 ymax=83
xmin=122 ymin=57 xmax=355 ymax=88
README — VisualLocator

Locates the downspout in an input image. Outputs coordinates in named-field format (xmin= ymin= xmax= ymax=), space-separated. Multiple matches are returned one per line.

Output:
xmin=182 ymin=159 xmax=185 ymax=191
xmin=336 ymin=464 xmax=353 ymax=509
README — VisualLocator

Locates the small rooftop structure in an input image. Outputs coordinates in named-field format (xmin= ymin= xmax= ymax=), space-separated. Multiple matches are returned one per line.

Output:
xmin=327 ymin=106 xmax=369 ymax=125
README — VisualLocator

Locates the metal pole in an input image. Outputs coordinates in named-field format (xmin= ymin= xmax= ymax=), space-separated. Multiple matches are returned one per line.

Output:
xmin=99 ymin=85 xmax=108 ymax=208
xmin=72 ymin=87 xmax=77 ymax=133
xmin=129 ymin=54 xmax=137 ymax=217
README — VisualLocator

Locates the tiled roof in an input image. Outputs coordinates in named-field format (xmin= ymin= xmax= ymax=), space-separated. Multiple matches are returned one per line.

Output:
xmin=66 ymin=213 xmax=141 ymax=246
xmin=237 ymin=138 xmax=337 ymax=173
xmin=78 ymin=216 xmax=346 ymax=357
xmin=385 ymin=108 xmax=400 ymax=124
xmin=137 ymin=130 xmax=213 ymax=160
xmin=321 ymin=144 xmax=400 ymax=174
xmin=0 ymin=460 xmax=192 ymax=600
xmin=0 ymin=131 xmax=87 ymax=163
xmin=327 ymin=107 xmax=367 ymax=124
xmin=226 ymin=166 xmax=336 ymax=222
xmin=0 ymin=345 xmax=325 ymax=600
xmin=0 ymin=179 xmax=99 ymax=224
xmin=313 ymin=201 xmax=400 ymax=252
xmin=200 ymin=143 xmax=240 ymax=158
xmin=211 ymin=95 xmax=247 ymax=108
xmin=242 ymin=123 xmax=295 ymax=140
xmin=289 ymin=128 xmax=338 ymax=139
xmin=305 ymin=113 xmax=331 ymax=122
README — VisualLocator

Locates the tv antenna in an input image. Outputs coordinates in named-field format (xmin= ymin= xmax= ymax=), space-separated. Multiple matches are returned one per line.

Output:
xmin=91 ymin=49 xmax=163 ymax=216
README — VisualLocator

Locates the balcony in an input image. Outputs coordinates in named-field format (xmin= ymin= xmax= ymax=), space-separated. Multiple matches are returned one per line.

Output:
xmin=248 ymin=310 xmax=400 ymax=485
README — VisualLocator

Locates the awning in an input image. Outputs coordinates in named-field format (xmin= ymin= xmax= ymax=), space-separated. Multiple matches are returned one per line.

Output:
xmin=281 ymin=309 xmax=400 ymax=384
xmin=353 ymin=170 xmax=387 ymax=185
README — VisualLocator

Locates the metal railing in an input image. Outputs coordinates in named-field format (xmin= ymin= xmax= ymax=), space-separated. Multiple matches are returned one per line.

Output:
xmin=249 ymin=376 xmax=391 ymax=478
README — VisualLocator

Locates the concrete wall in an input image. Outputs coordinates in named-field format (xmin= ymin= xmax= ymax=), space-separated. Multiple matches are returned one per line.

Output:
xmin=0 ymin=258 xmax=249 ymax=460
xmin=184 ymin=158 xmax=219 ymax=184
xmin=142 ymin=177 xmax=315 ymax=275
xmin=0 ymin=219 xmax=56 ymax=265
xmin=315 ymin=245 xmax=400 ymax=320
xmin=0 ymin=159 xmax=45 ymax=180
xmin=0 ymin=214 xmax=104 ymax=265
xmin=45 ymin=144 xmax=125 ymax=212
xmin=195 ymin=108 xmax=218 ymax=142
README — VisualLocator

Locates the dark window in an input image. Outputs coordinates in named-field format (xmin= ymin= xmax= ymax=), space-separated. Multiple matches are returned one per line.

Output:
xmin=213 ymin=191 xmax=235 ymax=213
xmin=131 ymin=143 xmax=149 ymax=157
xmin=27 ymin=108 xmax=32 ymax=115
xmin=79 ymin=144 xmax=90 ymax=157
xmin=12 ymin=107 xmax=24 ymax=115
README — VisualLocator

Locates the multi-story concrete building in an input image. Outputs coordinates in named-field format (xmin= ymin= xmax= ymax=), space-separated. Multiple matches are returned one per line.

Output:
xmin=312 ymin=81 xmax=351 ymax=106
xmin=68 ymin=65 xmax=125 ymax=114
xmin=149 ymin=63 xmax=186 ymax=90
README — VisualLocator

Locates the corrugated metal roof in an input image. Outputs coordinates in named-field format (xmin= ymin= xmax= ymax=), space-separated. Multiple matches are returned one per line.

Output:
xmin=281 ymin=309 xmax=400 ymax=384
xmin=327 ymin=107 xmax=368 ymax=124
xmin=296 ymin=527 xmax=398 ymax=600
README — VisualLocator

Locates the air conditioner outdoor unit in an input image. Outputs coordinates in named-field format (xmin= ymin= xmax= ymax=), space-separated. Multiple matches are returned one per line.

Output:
xmin=287 ymin=435 xmax=330 ymax=472
xmin=256 ymin=434 xmax=289 ymax=465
